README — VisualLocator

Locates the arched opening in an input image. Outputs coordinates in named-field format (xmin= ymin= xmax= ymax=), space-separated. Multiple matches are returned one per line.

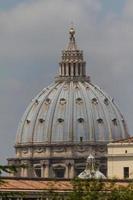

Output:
xmin=52 ymin=165 xmax=65 ymax=178
xmin=73 ymin=63 xmax=76 ymax=76
xmin=68 ymin=63 xmax=71 ymax=76
xmin=34 ymin=165 xmax=41 ymax=177
xmin=78 ymin=63 xmax=80 ymax=75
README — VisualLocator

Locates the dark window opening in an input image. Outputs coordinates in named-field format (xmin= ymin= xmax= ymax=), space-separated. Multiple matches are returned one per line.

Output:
xmin=92 ymin=98 xmax=98 ymax=104
xmin=68 ymin=63 xmax=71 ymax=76
xmin=54 ymin=167 xmax=65 ymax=178
xmin=82 ymin=65 xmax=84 ymax=76
xmin=124 ymin=167 xmax=129 ymax=179
xmin=39 ymin=118 xmax=45 ymax=123
xmin=112 ymin=118 xmax=117 ymax=126
xmin=73 ymin=63 xmax=76 ymax=76
xmin=104 ymin=98 xmax=109 ymax=105
xmin=80 ymin=136 xmax=83 ymax=142
xmin=57 ymin=118 xmax=64 ymax=123
xmin=97 ymin=118 xmax=103 ymax=123
xmin=34 ymin=166 xmax=41 ymax=177
xmin=26 ymin=119 xmax=30 ymax=124
xmin=78 ymin=118 xmax=84 ymax=123
xmin=78 ymin=63 xmax=80 ymax=75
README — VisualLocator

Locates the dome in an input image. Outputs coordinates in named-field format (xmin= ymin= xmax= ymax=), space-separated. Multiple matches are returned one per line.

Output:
xmin=16 ymin=81 xmax=128 ymax=144
xmin=16 ymin=27 xmax=128 ymax=145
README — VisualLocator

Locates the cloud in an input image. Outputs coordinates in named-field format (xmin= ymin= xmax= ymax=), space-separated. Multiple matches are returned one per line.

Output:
xmin=0 ymin=0 xmax=133 ymax=163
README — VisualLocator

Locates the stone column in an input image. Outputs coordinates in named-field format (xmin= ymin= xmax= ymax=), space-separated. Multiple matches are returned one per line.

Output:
xmin=71 ymin=63 xmax=74 ymax=76
xmin=64 ymin=164 xmax=69 ymax=179
xmin=66 ymin=63 xmax=69 ymax=76
xmin=62 ymin=65 xmax=65 ymax=76
xmin=44 ymin=160 xmax=49 ymax=178
xmin=59 ymin=63 xmax=62 ymax=76
xmin=40 ymin=161 xmax=45 ymax=177
xmin=82 ymin=63 xmax=85 ymax=76
xmin=80 ymin=63 xmax=82 ymax=76
xmin=21 ymin=160 xmax=28 ymax=177
xmin=69 ymin=162 xmax=75 ymax=178
xmin=75 ymin=63 xmax=78 ymax=76
xmin=65 ymin=161 xmax=75 ymax=179
xmin=27 ymin=161 xmax=34 ymax=178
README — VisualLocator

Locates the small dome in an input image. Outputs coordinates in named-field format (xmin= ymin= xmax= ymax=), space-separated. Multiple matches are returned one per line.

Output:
xmin=16 ymin=81 xmax=128 ymax=144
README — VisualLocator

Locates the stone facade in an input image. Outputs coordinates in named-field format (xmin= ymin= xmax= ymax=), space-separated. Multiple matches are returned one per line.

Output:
xmin=8 ymin=142 xmax=107 ymax=178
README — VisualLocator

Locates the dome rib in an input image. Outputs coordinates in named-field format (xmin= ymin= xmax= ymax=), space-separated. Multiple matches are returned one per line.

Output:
xmin=89 ymin=84 xmax=112 ymax=141
xmin=32 ymin=82 xmax=61 ymax=143
xmin=97 ymin=86 xmax=128 ymax=139
xmin=46 ymin=82 xmax=65 ymax=143
xmin=78 ymin=82 xmax=92 ymax=141
xmin=68 ymin=81 xmax=74 ymax=142
xmin=83 ymin=83 xmax=96 ymax=141
xmin=50 ymin=82 xmax=66 ymax=142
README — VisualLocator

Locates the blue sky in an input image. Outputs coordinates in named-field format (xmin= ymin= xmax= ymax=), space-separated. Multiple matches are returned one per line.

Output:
xmin=0 ymin=0 xmax=133 ymax=164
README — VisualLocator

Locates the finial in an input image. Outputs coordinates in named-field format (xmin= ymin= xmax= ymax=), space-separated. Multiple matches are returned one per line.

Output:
xmin=69 ymin=26 xmax=75 ymax=41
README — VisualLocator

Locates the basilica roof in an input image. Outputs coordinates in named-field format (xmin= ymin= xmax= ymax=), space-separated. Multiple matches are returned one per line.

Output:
xmin=16 ymin=27 xmax=129 ymax=145
xmin=0 ymin=177 xmax=131 ymax=192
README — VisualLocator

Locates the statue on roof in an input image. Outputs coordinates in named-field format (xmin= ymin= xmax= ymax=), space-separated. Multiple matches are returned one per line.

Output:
xmin=78 ymin=154 xmax=106 ymax=179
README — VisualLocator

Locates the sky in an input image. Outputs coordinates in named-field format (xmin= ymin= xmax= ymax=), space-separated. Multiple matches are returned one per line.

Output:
xmin=0 ymin=0 xmax=133 ymax=163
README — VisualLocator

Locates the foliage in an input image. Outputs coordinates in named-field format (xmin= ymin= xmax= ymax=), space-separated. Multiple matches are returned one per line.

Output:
xmin=67 ymin=178 xmax=133 ymax=200
xmin=0 ymin=165 xmax=17 ymax=176
xmin=0 ymin=165 xmax=19 ymax=199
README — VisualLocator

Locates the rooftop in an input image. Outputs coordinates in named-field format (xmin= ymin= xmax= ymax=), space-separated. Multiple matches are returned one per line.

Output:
xmin=0 ymin=177 xmax=132 ymax=192
xmin=112 ymin=136 xmax=133 ymax=143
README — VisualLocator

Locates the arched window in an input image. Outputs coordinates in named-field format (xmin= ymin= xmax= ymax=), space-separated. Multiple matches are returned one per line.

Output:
xmin=34 ymin=165 xmax=41 ymax=177
xmin=53 ymin=165 xmax=65 ymax=178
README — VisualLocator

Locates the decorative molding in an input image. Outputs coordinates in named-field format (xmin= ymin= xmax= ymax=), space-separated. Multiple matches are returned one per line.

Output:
xmin=52 ymin=147 xmax=65 ymax=152
xmin=22 ymin=148 xmax=28 ymax=154
xmin=35 ymin=147 xmax=45 ymax=153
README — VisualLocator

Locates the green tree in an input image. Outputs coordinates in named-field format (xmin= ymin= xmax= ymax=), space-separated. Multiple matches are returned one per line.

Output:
xmin=68 ymin=178 xmax=133 ymax=200
xmin=0 ymin=165 xmax=17 ymax=176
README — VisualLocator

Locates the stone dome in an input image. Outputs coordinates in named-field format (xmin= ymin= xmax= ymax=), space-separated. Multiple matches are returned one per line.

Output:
xmin=16 ymin=27 xmax=128 ymax=145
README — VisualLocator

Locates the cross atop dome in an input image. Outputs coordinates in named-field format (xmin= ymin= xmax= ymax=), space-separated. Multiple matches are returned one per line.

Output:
xmin=69 ymin=27 xmax=75 ymax=38
xmin=67 ymin=27 xmax=77 ymax=51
